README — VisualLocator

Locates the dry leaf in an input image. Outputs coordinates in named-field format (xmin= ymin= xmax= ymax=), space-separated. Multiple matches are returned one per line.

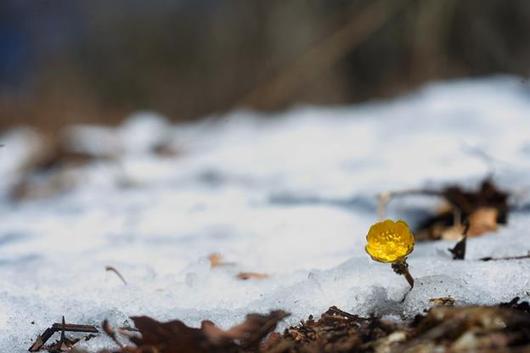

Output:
xmin=107 ymin=310 xmax=288 ymax=353
xmin=409 ymin=179 xmax=508 ymax=240
xmin=429 ymin=296 xmax=456 ymax=307
xmin=439 ymin=225 xmax=466 ymax=240
xmin=208 ymin=253 xmax=224 ymax=268
xmin=130 ymin=316 xmax=209 ymax=353
xmin=467 ymin=207 xmax=498 ymax=236
xmin=236 ymin=272 xmax=269 ymax=280
xmin=97 ymin=303 xmax=530 ymax=353
xmin=208 ymin=253 xmax=236 ymax=268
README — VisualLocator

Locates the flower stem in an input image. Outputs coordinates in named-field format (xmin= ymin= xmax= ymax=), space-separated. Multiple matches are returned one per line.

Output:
xmin=391 ymin=259 xmax=414 ymax=288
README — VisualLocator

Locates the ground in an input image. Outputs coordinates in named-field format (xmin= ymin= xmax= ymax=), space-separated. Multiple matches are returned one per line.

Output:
xmin=1 ymin=76 xmax=530 ymax=352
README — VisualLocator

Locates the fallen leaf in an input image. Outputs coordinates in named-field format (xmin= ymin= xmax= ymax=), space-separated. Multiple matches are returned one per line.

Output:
xmin=467 ymin=207 xmax=498 ymax=236
xmin=130 ymin=316 xmax=208 ymax=353
xmin=405 ymin=178 xmax=509 ymax=240
xmin=110 ymin=310 xmax=288 ymax=353
xmin=208 ymin=253 xmax=224 ymax=268
xmin=208 ymin=253 xmax=236 ymax=268
xmin=429 ymin=296 xmax=455 ymax=307
xmin=236 ymin=272 xmax=269 ymax=280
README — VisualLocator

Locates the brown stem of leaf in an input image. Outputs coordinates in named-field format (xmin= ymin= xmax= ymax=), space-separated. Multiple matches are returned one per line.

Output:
xmin=391 ymin=260 xmax=414 ymax=289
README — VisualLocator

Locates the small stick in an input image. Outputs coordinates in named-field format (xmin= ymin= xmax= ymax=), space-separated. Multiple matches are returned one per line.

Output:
xmin=328 ymin=306 xmax=363 ymax=321
xmin=28 ymin=320 xmax=98 ymax=351
xmin=106 ymin=266 xmax=127 ymax=285
xmin=28 ymin=328 xmax=55 ymax=352
xmin=102 ymin=319 xmax=124 ymax=348
xmin=51 ymin=323 xmax=99 ymax=333
xmin=59 ymin=316 xmax=66 ymax=346
xmin=118 ymin=326 xmax=140 ymax=333
xmin=480 ymin=253 xmax=530 ymax=262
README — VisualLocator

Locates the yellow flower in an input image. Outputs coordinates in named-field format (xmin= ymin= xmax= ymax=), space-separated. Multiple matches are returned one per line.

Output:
xmin=365 ymin=219 xmax=415 ymax=263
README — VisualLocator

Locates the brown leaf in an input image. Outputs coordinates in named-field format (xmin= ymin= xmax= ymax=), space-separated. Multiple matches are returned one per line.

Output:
xmin=208 ymin=253 xmax=236 ymax=268
xmin=260 ymin=332 xmax=283 ymax=351
xmin=439 ymin=224 xmax=466 ymax=240
xmin=236 ymin=272 xmax=269 ymax=280
xmin=122 ymin=310 xmax=288 ymax=353
xmin=98 ymin=304 xmax=530 ymax=353
xmin=413 ymin=178 xmax=509 ymax=241
xmin=467 ymin=207 xmax=498 ymax=236
xmin=429 ymin=297 xmax=455 ymax=307
xmin=208 ymin=253 xmax=224 ymax=268
xmin=222 ymin=311 xmax=289 ymax=349
xmin=130 ymin=316 xmax=208 ymax=353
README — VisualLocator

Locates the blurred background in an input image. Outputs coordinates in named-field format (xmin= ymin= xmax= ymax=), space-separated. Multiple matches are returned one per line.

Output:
xmin=1 ymin=0 xmax=530 ymax=131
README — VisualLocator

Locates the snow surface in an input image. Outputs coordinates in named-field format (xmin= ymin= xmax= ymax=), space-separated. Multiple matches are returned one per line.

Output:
xmin=2 ymin=76 xmax=530 ymax=351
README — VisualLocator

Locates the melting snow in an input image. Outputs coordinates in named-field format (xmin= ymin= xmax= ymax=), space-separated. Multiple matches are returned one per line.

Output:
xmin=2 ymin=76 xmax=530 ymax=351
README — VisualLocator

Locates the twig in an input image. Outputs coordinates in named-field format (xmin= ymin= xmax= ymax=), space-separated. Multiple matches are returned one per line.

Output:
xmin=237 ymin=272 xmax=270 ymax=280
xmin=28 ymin=320 xmax=98 ymax=352
xmin=328 ymin=306 xmax=364 ymax=321
xmin=480 ymin=253 xmax=530 ymax=262
xmin=59 ymin=316 xmax=66 ymax=347
xmin=102 ymin=319 xmax=124 ymax=348
xmin=106 ymin=266 xmax=127 ymax=285
xmin=51 ymin=323 xmax=99 ymax=333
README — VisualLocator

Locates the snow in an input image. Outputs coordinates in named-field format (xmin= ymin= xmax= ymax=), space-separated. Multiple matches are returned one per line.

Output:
xmin=2 ymin=76 xmax=530 ymax=352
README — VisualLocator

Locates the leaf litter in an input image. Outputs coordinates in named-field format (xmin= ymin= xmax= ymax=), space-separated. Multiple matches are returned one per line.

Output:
xmin=50 ymin=299 xmax=530 ymax=353
xmin=378 ymin=178 xmax=509 ymax=241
